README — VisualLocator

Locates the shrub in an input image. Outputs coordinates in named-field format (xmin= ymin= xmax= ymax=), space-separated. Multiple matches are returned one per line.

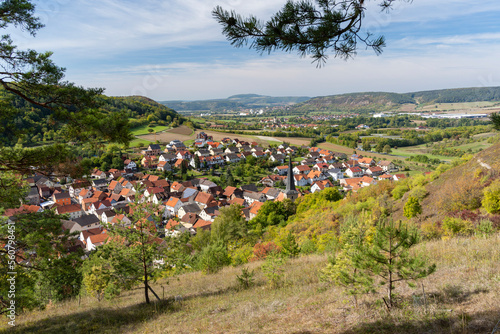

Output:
xmin=476 ymin=219 xmax=495 ymax=237
xmin=420 ymin=221 xmax=442 ymax=240
xmin=404 ymin=196 xmax=422 ymax=219
xmin=409 ymin=185 xmax=428 ymax=200
xmin=300 ymin=239 xmax=317 ymax=255
xmin=198 ymin=242 xmax=231 ymax=274
xmin=482 ymin=180 xmax=500 ymax=214
xmin=229 ymin=243 xmax=253 ymax=266
xmin=251 ymin=241 xmax=280 ymax=261
xmin=236 ymin=267 xmax=255 ymax=290
xmin=261 ymin=252 xmax=286 ymax=289
xmin=392 ymin=183 xmax=410 ymax=200
xmin=280 ymin=232 xmax=300 ymax=258
xmin=442 ymin=217 xmax=474 ymax=237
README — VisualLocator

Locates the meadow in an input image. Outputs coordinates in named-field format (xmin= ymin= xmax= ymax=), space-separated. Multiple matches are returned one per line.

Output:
xmin=4 ymin=234 xmax=499 ymax=334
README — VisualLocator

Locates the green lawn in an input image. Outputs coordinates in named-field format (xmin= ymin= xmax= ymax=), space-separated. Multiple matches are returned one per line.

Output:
xmin=129 ymin=138 xmax=153 ymax=148
xmin=131 ymin=124 xmax=170 ymax=136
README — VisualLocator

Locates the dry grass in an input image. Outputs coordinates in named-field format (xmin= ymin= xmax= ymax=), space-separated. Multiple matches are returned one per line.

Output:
xmin=4 ymin=234 xmax=500 ymax=334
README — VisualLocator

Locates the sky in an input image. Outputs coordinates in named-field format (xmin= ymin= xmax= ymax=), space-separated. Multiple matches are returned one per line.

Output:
xmin=10 ymin=0 xmax=500 ymax=101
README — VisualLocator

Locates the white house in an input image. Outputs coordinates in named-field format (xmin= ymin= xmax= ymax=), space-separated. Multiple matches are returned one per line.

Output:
xmin=327 ymin=168 xmax=344 ymax=181
xmin=164 ymin=197 xmax=182 ymax=217
xmin=346 ymin=166 xmax=364 ymax=178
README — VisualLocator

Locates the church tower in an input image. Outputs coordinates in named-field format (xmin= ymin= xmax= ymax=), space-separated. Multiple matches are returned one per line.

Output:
xmin=284 ymin=155 xmax=299 ymax=201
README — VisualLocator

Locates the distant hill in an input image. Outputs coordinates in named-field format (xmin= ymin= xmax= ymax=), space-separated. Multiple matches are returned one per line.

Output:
xmin=290 ymin=87 xmax=500 ymax=113
xmin=160 ymin=94 xmax=311 ymax=112
xmin=160 ymin=87 xmax=500 ymax=114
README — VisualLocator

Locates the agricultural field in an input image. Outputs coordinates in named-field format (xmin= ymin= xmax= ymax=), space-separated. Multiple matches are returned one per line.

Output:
xmin=138 ymin=125 xmax=194 ymax=144
xmin=417 ymin=101 xmax=500 ymax=113
xmin=130 ymin=124 xmax=170 ymax=136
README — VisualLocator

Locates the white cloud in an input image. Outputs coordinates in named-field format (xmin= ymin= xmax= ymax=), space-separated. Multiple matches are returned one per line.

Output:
xmin=8 ymin=0 xmax=500 ymax=100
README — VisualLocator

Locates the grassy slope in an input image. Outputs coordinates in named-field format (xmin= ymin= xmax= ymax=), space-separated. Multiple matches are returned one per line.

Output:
xmin=130 ymin=125 xmax=170 ymax=136
xmin=3 ymin=235 xmax=499 ymax=334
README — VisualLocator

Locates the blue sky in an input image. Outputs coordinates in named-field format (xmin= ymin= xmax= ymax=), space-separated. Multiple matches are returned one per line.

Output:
xmin=11 ymin=0 xmax=500 ymax=101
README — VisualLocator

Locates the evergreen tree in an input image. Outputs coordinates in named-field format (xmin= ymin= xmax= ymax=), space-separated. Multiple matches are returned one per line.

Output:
xmin=490 ymin=112 xmax=500 ymax=131
xmin=354 ymin=219 xmax=435 ymax=309
xmin=194 ymin=154 xmax=201 ymax=169
xmin=0 ymin=0 xmax=131 ymax=179
xmin=213 ymin=0 xmax=410 ymax=65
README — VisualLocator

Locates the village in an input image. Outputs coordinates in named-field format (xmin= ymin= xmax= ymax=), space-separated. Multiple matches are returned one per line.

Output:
xmin=4 ymin=131 xmax=406 ymax=255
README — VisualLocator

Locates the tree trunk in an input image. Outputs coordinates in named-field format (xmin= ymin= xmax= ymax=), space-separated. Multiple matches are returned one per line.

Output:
xmin=143 ymin=254 xmax=150 ymax=304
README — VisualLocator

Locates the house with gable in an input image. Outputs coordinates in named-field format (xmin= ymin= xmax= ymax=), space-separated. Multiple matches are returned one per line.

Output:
xmin=53 ymin=192 xmax=71 ymax=206
xmin=306 ymin=170 xmax=327 ymax=184
xmin=193 ymin=219 xmax=212 ymax=232
xmin=378 ymin=160 xmax=398 ymax=172
xmin=346 ymin=166 xmax=364 ymax=178
xmin=274 ymin=165 xmax=289 ymax=176
xmin=243 ymin=191 xmax=267 ymax=205
xmin=73 ymin=214 xmax=101 ymax=231
xmin=177 ymin=203 xmax=202 ymax=219
xmin=269 ymin=153 xmax=285 ymax=164
xmin=358 ymin=157 xmax=375 ymax=168
xmin=108 ymin=180 xmax=123 ymax=194
xmin=293 ymin=164 xmax=311 ymax=175
xmin=123 ymin=159 xmax=138 ymax=172
xmin=248 ymin=201 xmax=264 ymax=220
xmin=222 ymin=186 xmax=243 ymax=200
xmin=157 ymin=161 xmax=171 ymax=172
xmin=224 ymin=153 xmax=241 ymax=164
xmin=366 ymin=166 xmax=384 ymax=177
xmin=327 ymin=168 xmax=344 ymax=181
xmin=310 ymin=180 xmax=333 ymax=193
xmin=261 ymin=187 xmax=282 ymax=200
xmin=199 ymin=205 xmax=220 ymax=222
xmin=313 ymin=163 xmax=330 ymax=173
xmin=194 ymin=192 xmax=215 ymax=209
xmin=164 ymin=197 xmax=182 ymax=218
xmin=86 ymin=232 xmax=109 ymax=252
xmin=56 ymin=204 xmax=84 ymax=220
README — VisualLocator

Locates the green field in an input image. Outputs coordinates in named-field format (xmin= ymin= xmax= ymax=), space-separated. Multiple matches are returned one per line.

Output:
xmin=129 ymin=138 xmax=153 ymax=148
xmin=391 ymin=145 xmax=454 ymax=162
xmin=131 ymin=124 xmax=170 ymax=136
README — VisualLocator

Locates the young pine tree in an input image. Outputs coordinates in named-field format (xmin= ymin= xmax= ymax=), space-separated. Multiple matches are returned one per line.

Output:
xmin=355 ymin=219 xmax=436 ymax=309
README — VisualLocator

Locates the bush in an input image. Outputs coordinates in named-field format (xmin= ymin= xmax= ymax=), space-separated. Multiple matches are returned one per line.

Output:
xmin=392 ymin=182 xmax=410 ymax=200
xmin=300 ymin=239 xmax=317 ymax=255
xmin=229 ymin=243 xmax=254 ymax=266
xmin=420 ymin=221 xmax=442 ymax=240
xmin=409 ymin=185 xmax=428 ymax=200
xmin=476 ymin=219 xmax=495 ymax=237
xmin=198 ymin=242 xmax=231 ymax=274
xmin=261 ymin=252 xmax=286 ymax=289
xmin=236 ymin=267 xmax=255 ymax=290
xmin=251 ymin=241 xmax=280 ymax=261
xmin=482 ymin=180 xmax=500 ymax=214
xmin=404 ymin=196 xmax=422 ymax=219
xmin=442 ymin=217 xmax=474 ymax=237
